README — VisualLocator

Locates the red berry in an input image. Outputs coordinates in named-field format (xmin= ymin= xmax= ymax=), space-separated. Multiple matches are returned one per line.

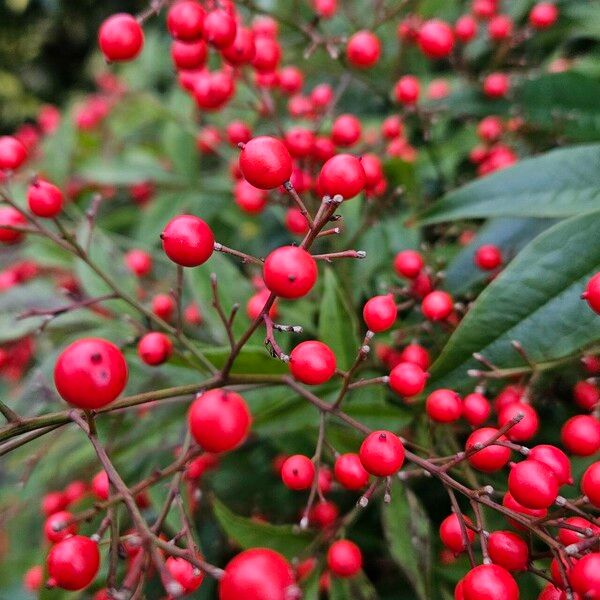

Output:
xmin=363 ymin=294 xmax=398 ymax=333
xmin=421 ymin=290 xmax=454 ymax=321
xmin=44 ymin=511 xmax=77 ymax=543
xmin=558 ymin=516 xmax=598 ymax=546
xmin=285 ymin=208 xmax=310 ymax=236
xmin=64 ymin=480 xmax=88 ymax=505
xmin=309 ymin=500 xmax=339 ymax=528
xmin=284 ymin=127 xmax=315 ymax=158
xmin=399 ymin=343 xmax=430 ymax=370
xmin=0 ymin=136 xmax=28 ymax=171
xmin=27 ymin=179 xmax=63 ymax=218
xmin=498 ymin=402 xmax=539 ymax=442
xmin=494 ymin=384 xmax=526 ymax=412
xmin=426 ymin=389 xmax=462 ymax=423
xmin=418 ymin=19 xmax=454 ymax=59
xmin=394 ymin=75 xmax=420 ymax=105
xmin=508 ymin=459 xmax=559 ymax=509
xmin=226 ymin=121 xmax=252 ymax=146
xmin=530 ymin=3 xmax=558 ymax=29
xmin=289 ymin=340 xmax=336 ymax=385
xmin=318 ymin=154 xmax=366 ymax=200
xmin=346 ymin=31 xmax=381 ymax=68
xmin=477 ymin=116 xmax=503 ymax=142
xmin=137 ymin=332 xmax=172 ymax=366
xmin=538 ymin=584 xmax=562 ymax=600
xmin=331 ymin=114 xmax=361 ymax=147
xmin=483 ymin=73 xmax=510 ymax=98
xmin=167 ymin=1 xmax=205 ymax=41
xmin=466 ymin=427 xmax=511 ymax=472
xmin=389 ymin=361 xmax=428 ymax=397
xmin=184 ymin=302 xmax=203 ymax=325
xmin=279 ymin=66 xmax=304 ymax=94
xmin=263 ymin=246 xmax=317 ymax=299
xmin=569 ymin=553 xmax=600 ymax=598
xmin=474 ymin=244 xmax=503 ymax=270
xmin=528 ymin=444 xmax=572 ymax=486
xmin=440 ymin=513 xmax=475 ymax=553
xmin=222 ymin=26 xmax=256 ymax=65
xmin=573 ymin=380 xmax=600 ymax=411
xmin=462 ymin=564 xmax=519 ymax=600
xmin=488 ymin=15 xmax=513 ymax=41
xmin=165 ymin=556 xmax=204 ymax=593
xmin=0 ymin=206 xmax=27 ymax=243
xmin=161 ymin=215 xmax=214 ymax=267
xmin=171 ymin=39 xmax=207 ymax=70
xmin=381 ymin=115 xmax=403 ymax=139
xmin=582 ymin=461 xmax=600 ymax=507
xmin=47 ymin=536 xmax=100 ymax=590
xmin=42 ymin=491 xmax=69 ymax=517
xmin=561 ymin=415 xmax=600 ymax=456
xmin=124 ymin=249 xmax=152 ymax=277
xmin=193 ymin=70 xmax=236 ymax=110
xmin=487 ymin=531 xmax=528 ymax=571
xmin=239 ymin=136 xmax=292 ymax=190
xmin=472 ymin=0 xmax=497 ymax=19
xmin=463 ymin=392 xmax=491 ymax=426
xmin=98 ymin=14 xmax=144 ymax=62
xmin=251 ymin=36 xmax=282 ymax=72
xmin=247 ymin=289 xmax=278 ymax=320
xmin=219 ymin=548 xmax=295 ymax=600
xmin=23 ymin=566 xmax=43 ymax=591
xmin=188 ymin=389 xmax=251 ymax=453
xmin=54 ymin=338 xmax=128 ymax=409
xmin=234 ymin=180 xmax=267 ymax=214
xmin=91 ymin=470 xmax=109 ymax=501
xmin=502 ymin=491 xmax=547 ymax=528
xmin=394 ymin=250 xmax=424 ymax=279
xmin=312 ymin=0 xmax=337 ymax=18
xmin=203 ymin=9 xmax=237 ymax=49
xmin=359 ymin=430 xmax=405 ymax=476
xmin=583 ymin=272 xmax=600 ymax=314
xmin=281 ymin=455 xmax=315 ymax=490
xmin=152 ymin=294 xmax=175 ymax=321
xmin=455 ymin=15 xmax=478 ymax=43
xmin=334 ymin=453 xmax=369 ymax=490
xmin=327 ymin=540 xmax=362 ymax=578
xmin=360 ymin=153 xmax=384 ymax=189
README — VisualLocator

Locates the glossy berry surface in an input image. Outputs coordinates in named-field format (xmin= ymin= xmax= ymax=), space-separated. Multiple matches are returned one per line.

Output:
xmin=394 ymin=250 xmax=424 ymax=279
xmin=581 ymin=461 xmax=600 ymax=507
xmin=203 ymin=9 xmax=237 ymax=49
xmin=461 ymin=564 xmax=519 ymax=600
xmin=426 ymin=389 xmax=462 ymax=423
xmin=561 ymin=414 xmax=600 ymax=456
xmin=263 ymin=246 xmax=318 ymax=299
xmin=487 ymin=531 xmax=528 ymax=571
xmin=0 ymin=135 xmax=27 ymax=171
xmin=346 ymin=31 xmax=381 ymax=68
xmin=389 ymin=361 xmax=428 ymax=397
xmin=281 ymin=454 xmax=315 ymax=490
xmin=124 ymin=249 xmax=152 ymax=277
xmin=27 ymin=179 xmax=63 ymax=218
xmin=583 ymin=272 xmax=600 ymax=314
xmin=363 ymin=294 xmax=398 ymax=332
xmin=569 ymin=552 xmax=600 ymax=597
xmin=219 ymin=548 xmax=294 ymax=600
xmin=462 ymin=392 xmax=491 ymax=425
xmin=239 ymin=136 xmax=293 ymax=190
xmin=47 ymin=535 xmax=100 ymax=590
xmin=530 ymin=2 xmax=559 ymax=29
xmin=498 ymin=402 xmax=539 ymax=441
xmin=91 ymin=471 xmax=109 ymax=500
xmin=399 ymin=343 xmax=430 ymax=370
xmin=188 ymin=389 xmax=251 ymax=453
xmin=137 ymin=332 xmax=173 ymax=366
xmin=394 ymin=75 xmax=420 ymax=104
xmin=161 ymin=215 xmax=215 ymax=267
xmin=418 ymin=19 xmax=454 ymax=58
xmin=327 ymin=540 xmax=362 ymax=578
xmin=528 ymin=444 xmax=572 ymax=486
xmin=44 ymin=511 xmax=77 ymax=543
xmin=0 ymin=206 xmax=27 ymax=243
xmin=334 ymin=453 xmax=369 ymax=490
xmin=474 ymin=244 xmax=503 ymax=270
xmin=508 ymin=459 xmax=559 ymax=509
xmin=167 ymin=1 xmax=205 ymax=41
xmin=98 ymin=14 xmax=144 ymax=62
xmin=439 ymin=513 xmax=475 ymax=553
xmin=165 ymin=556 xmax=204 ymax=593
xmin=359 ymin=430 xmax=405 ymax=476
xmin=318 ymin=154 xmax=366 ymax=199
xmin=465 ymin=427 xmax=511 ymax=472
xmin=421 ymin=290 xmax=454 ymax=321
xmin=54 ymin=338 xmax=128 ymax=409
xmin=289 ymin=340 xmax=336 ymax=385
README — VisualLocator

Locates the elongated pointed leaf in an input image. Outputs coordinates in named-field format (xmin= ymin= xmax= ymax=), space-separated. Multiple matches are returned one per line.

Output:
xmin=430 ymin=210 xmax=600 ymax=389
xmin=415 ymin=144 xmax=600 ymax=225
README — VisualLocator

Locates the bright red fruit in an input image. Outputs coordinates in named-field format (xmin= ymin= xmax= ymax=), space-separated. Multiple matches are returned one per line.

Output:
xmin=42 ymin=491 xmax=68 ymax=517
xmin=47 ymin=536 xmax=100 ymax=590
xmin=426 ymin=389 xmax=462 ymax=423
xmin=203 ymin=9 xmax=237 ymax=49
xmin=346 ymin=31 xmax=381 ymax=68
xmin=474 ymin=244 xmax=503 ymax=270
xmin=222 ymin=26 xmax=256 ymax=65
xmin=219 ymin=548 xmax=295 ymax=600
xmin=91 ymin=470 xmax=109 ymax=501
xmin=285 ymin=208 xmax=310 ymax=235
xmin=318 ymin=154 xmax=366 ymax=199
xmin=530 ymin=3 xmax=559 ymax=29
xmin=279 ymin=66 xmax=304 ymax=94
xmin=394 ymin=75 xmax=420 ymax=105
xmin=167 ymin=1 xmax=205 ymax=41
xmin=498 ymin=402 xmax=539 ymax=441
xmin=487 ymin=531 xmax=528 ymax=571
xmin=289 ymin=340 xmax=336 ymax=385
xmin=573 ymin=380 xmax=599 ymax=411
xmin=331 ymin=114 xmax=361 ymax=147
xmin=54 ymin=338 xmax=128 ymax=409
xmin=137 ymin=332 xmax=173 ymax=366
xmin=239 ymin=136 xmax=293 ymax=190
xmin=508 ymin=459 xmax=559 ymax=509
xmin=463 ymin=392 xmax=491 ymax=425
xmin=363 ymin=294 xmax=397 ymax=332
xmin=309 ymin=500 xmax=339 ymax=528
xmin=44 ymin=511 xmax=77 ymax=543
xmin=98 ymin=14 xmax=144 ymax=62
xmin=251 ymin=36 xmax=282 ymax=72
xmin=439 ymin=513 xmax=475 ymax=553
xmin=561 ymin=415 xmax=600 ymax=456
xmin=461 ymin=564 xmax=519 ymax=600
xmin=394 ymin=249 xmax=424 ymax=279
xmin=582 ymin=461 xmax=600 ymax=507
xmin=502 ymin=491 xmax=547 ymax=528
xmin=171 ymin=40 xmax=207 ymax=69
xmin=418 ymin=19 xmax=454 ymax=59
xmin=466 ymin=427 xmax=511 ymax=472
xmin=234 ymin=180 xmax=267 ymax=214
xmin=263 ymin=246 xmax=317 ymax=299
xmin=23 ymin=566 xmax=43 ymax=591
xmin=478 ymin=116 xmax=503 ymax=142
xmin=327 ymin=540 xmax=362 ymax=578
xmin=165 ymin=556 xmax=204 ymax=593
xmin=389 ymin=361 xmax=427 ymax=397
xmin=583 ymin=272 xmax=600 ymax=314
xmin=312 ymin=0 xmax=337 ymax=18
xmin=281 ymin=455 xmax=315 ymax=490
xmin=455 ymin=15 xmax=478 ymax=43
xmin=124 ymin=249 xmax=152 ymax=277
xmin=399 ymin=343 xmax=430 ymax=370
xmin=488 ymin=15 xmax=513 ymax=41
xmin=528 ymin=444 xmax=572 ymax=486
xmin=64 ymin=480 xmax=88 ymax=505
xmin=151 ymin=294 xmax=175 ymax=321
xmin=558 ymin=516 xmax=598 ymax=546
xmin=421 ymin=290 xmax=454 ymax=321
xmin=0 ymin=206 xmax=27 ymax=243
xmin=359 ymin=430 xmax=405 ymax=476
xmin=284 ymin=127 xmax=315 ymax=157
xmin=483 ymin=73 xmax=510 ymax=98
xmin=569 ymin=553 xmax=600 ymax=598
xmin=188 ymin=389 xmax=251 ymax=453
xmin=226 ymin=121 xmax=253 ymax=146
xmin=161 ymin=215 xmax=214 ymax=267
xmin=27 ymin=179 xmax=63 ymax=218
xmin=334 ymin=453 xmax=369 ymax=490
xmin=0 ymin=136 xmax=28 ymax=170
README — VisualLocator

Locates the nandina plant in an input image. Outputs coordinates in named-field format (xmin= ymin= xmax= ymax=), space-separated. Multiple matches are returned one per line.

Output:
xmin=0 ymin=1 xmax=599 ymax=599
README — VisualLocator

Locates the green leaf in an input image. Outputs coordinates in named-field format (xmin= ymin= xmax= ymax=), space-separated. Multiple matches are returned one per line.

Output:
xmin=201 ymin=345 xmax=288 ymax=375
xmin=429 ymin=210 xmax=600 ymax=389
xmin=382 ymin=482 xmax=432 ymax=600
xmin=330 ymin=574 xmax=379 ymax=600
xmin=212 ymin=497 xmax=313 ymax=560
xmin=415 ymin=144 xmax=600 ymax=225
xmin=318 ymin=268 xmax=360 ymax=370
